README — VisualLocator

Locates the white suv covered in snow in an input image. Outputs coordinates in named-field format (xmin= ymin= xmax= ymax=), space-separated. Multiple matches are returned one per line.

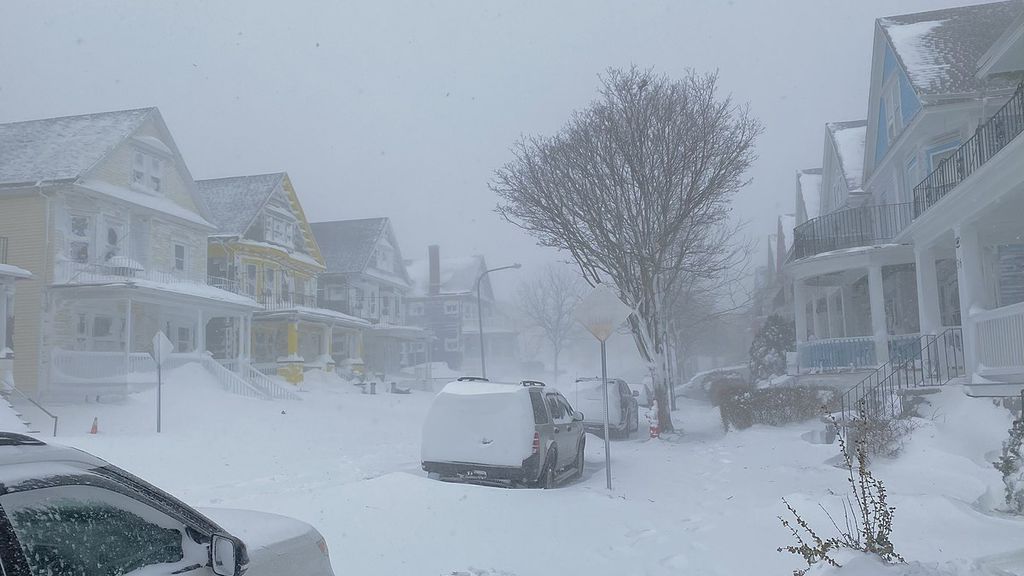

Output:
xmin=0 ymin=433 xmax=335 ymax=576
xmin=421 ymin=377 xmax=586 ymax=488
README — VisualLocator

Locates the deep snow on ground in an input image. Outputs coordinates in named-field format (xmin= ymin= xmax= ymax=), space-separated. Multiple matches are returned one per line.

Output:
xmin=16 ymin=364 xmax=1024 ymax=575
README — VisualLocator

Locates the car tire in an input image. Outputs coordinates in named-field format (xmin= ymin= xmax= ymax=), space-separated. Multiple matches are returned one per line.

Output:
xmin=539 ymin=448 xmax=557 ymax=489
xmin=572 ymin=439 xmax=585 ymax=480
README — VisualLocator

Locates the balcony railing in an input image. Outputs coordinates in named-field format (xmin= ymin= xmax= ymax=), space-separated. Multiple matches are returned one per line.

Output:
xmin=256 ymin=290 xmax=319 ymax=311
xmin=914 ymin=81 xmax=1024 ymax=218
xmin=56 ymin=260 xmax=212 ymax=291
xmin=0 ymin=236 xmax=7 ymax=264
xmin=790 ymin=203 xmax=913 ymax=261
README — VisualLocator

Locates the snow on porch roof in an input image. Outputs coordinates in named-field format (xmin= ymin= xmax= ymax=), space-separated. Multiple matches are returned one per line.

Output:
xmin=50 ymin=278 xmax=260 ymax=309
xmin=0 ymin=262 xmax=32 ymax=280
xmin=827 ymin=120 xmax=867 ymax=191
xmin=0 ymin=108 xmax=153 ymax=187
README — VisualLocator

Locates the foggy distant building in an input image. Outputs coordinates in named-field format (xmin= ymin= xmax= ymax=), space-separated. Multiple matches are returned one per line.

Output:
xmin=405 ymin=246 xmax=518 ymax=375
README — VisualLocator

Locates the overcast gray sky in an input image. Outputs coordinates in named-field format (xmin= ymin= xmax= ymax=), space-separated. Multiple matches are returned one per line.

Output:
xmin=0 ymin=0 xmax=967 ymax=290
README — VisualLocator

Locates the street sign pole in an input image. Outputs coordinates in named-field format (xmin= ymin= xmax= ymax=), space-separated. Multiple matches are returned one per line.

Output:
xmin=152 ymin=331 xmax=174 ymax=434
xmin=573 ymin=284 xmax=633 ymax=491
xmin=601 ymin=340 xmax=611 ymax=490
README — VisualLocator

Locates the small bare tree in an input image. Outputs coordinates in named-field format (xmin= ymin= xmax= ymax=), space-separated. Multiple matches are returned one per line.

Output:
xmin=491 ymin=66 xmax=761 ymax=431
xmin=518 ymin=264 xmax=584 ymax=385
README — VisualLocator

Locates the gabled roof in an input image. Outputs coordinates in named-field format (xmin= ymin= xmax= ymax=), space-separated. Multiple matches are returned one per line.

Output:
xmin=195 ymin=173 xmax=286 ymax=237
xmin=878 ymin=0 xmax=1024 ymax=101
xmin=795 ymin=168 xmax=822 ymax=225
xmin=826 ymin=120 xmax=867 ymax=191
xmin=407 ymin=255 xmax=490 ymax=298
xmin=309 ymin=218 xmax=388 ymax=274
xmin=0 ymin=108 xmax=153 ymax=187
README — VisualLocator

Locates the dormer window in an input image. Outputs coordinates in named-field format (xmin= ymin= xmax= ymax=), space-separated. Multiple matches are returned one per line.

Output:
xmin=264 ymin=213 xmax=296 ymax=249
xmin=132 ymin=150 xmax=163 ymax=193
xmin=884 ymin=78 xmax=902 ymax=144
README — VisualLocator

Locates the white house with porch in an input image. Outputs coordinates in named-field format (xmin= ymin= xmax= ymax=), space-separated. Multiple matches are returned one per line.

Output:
xmin=787 ymin=1 xmax=1024 ymax=395
xmin=0 ymin=108 xmax=287 ymax=401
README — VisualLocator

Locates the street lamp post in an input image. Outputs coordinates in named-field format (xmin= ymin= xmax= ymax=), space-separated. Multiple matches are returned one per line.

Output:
xmin=474 ymin=263 xmax=521 ymax=379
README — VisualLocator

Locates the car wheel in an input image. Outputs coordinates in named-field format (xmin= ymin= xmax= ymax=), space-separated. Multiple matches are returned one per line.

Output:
xmin=539 ymin=448 xmax=557 ymax=489
xmin=572 ymin=439 xmax=585 ymax=480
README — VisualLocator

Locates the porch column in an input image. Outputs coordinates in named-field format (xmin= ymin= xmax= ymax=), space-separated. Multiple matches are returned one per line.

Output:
xmin=914 ymin=244 xmax=942 ymax=335
xmin=825 ymin=290 xmax=835 ymax=339
xmin=124 ymin=297 xmax=133 ymax=378
xmin=839 ymin=285 xmax=850 ymax=337
xmin=955 ymin=223 xmax=985 ymax=376
xmin=277 ymin=318 xmax=304 ymax=385
xmin=868 ymin=265 xmax=889 ymax=364
xmin=322 ymin=324 xmax=334 ymax=373
xmin=236 ymin=315 xmax=245 ymax=363
xmin=196 ymin=309 xmax=206 ymax=355
xmin=0 ymin=284 xmax=8 ymax=355
xmin=793 ymin=280 xmax=807 ymax=344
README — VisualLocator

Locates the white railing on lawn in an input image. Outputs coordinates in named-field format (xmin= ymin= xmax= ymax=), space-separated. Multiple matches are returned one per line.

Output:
xmin=240 ymin=360 xmax=302 ymax=400
xmin=975 ymin=301 xmax=1024 ymax=370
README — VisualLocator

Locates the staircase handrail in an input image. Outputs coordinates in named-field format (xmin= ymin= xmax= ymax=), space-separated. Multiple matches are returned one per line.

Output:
xmin=3 ymin=384 xmax=58 ymax=436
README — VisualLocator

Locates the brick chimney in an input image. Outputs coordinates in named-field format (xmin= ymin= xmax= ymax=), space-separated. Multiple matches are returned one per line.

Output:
xmin=428 ymin=245 xmax=440 ymax=296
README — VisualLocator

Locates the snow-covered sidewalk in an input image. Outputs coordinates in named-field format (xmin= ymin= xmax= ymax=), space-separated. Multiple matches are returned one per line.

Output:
xmin=27 ymin=364 xmax=1024 ymax=575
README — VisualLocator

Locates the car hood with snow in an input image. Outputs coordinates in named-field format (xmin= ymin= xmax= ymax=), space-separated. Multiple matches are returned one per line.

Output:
xmin=200 ymin=508 xmax=335 ymax=576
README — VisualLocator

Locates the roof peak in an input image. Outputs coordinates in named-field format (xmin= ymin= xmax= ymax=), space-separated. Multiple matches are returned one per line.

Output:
xmin=0 ymin=107 xmax=155 ymax=127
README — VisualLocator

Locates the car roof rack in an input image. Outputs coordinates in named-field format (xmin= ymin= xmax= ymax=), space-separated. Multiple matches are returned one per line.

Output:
xmin=520 ymin=380 xmax=546 ymax=387
xmin=0 ymin=433 xmax=46 ymax=447
xmin=457 ymin=376 xmax=490 ymax=382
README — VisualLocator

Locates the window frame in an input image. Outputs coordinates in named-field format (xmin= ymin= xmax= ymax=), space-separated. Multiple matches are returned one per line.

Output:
xmin=131 ymin=148 xmax=165 ymax=194
xmin=173 ymin=243 xmax=187 ymax=272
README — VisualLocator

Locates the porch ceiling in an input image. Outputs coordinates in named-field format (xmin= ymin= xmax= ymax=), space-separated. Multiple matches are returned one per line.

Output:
xmin=789 ymin=243 xmax=914 ymax=282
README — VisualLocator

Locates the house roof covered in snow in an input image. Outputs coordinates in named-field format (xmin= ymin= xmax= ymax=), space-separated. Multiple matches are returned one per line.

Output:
xmin=406 ymin=255 xmax=490 ymax=298
xmin=195 ymin=173 xmax=286 ymax=237
xmin=0 ymin=108 xmax=153 ymax=187
xmin=310 ymin=218 xmax=388 ymax=274
xmin=795 ymin=168 xmax=822 ymax=225
xmin=879 ymin=1 xmax=1024 ymax=100
xmin=827 ymin=120 xmax=867 ymax=191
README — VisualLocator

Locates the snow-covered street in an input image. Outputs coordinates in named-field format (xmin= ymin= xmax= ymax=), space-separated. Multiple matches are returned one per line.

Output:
xmin=28 ymin=366 xmax=1024 ymax=575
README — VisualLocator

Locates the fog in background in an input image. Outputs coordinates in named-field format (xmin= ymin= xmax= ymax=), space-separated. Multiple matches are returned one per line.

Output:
xmin=0 ymin=0 xmax=966 ymax=298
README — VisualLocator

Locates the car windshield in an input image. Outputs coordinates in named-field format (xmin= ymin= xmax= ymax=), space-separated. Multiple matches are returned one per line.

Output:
xmin=3 ymin=1 xmax=1023 ymax=575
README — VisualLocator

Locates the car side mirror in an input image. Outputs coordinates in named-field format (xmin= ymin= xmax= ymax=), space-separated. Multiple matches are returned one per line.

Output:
xmin=211 ymin=533 xmax=246 ymax=576
xmin=631 ymin=390 xmax=640 ymax=397
xmin=572 ymin=411 xmax=584 ymax=422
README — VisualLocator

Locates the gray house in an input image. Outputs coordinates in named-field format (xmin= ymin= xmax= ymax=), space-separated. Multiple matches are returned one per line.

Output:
xmin=310 ymin=218 xmax=429 ymax=376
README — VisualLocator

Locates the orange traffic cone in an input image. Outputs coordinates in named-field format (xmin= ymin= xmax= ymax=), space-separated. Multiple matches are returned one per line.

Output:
xmin=89 ymin=417 xmax=98 ymax=435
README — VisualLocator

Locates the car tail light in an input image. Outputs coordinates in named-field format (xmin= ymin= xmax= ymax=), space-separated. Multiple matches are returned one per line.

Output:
xmin=532 ymin=431 xmax=540 ymax=454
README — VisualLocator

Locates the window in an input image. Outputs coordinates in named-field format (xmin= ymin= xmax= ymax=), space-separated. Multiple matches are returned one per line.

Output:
xmin=376 ymin=246 xmax=393 ymax=270
xmin=530 ymin=389 xmax=550 ymax=424
xmin=444 ymin=301 xmax=459 ymax=315
xmin=409 ymin=302 xmax=424 ymax=316
xmin=444 ymin=337 xmax=460 ymax=351
xmin=264 ymin=214 xmax=295 ymax=248
xmin=68 ymin=214 xmax=93 ymax=263
xmin=546 ymin=395 xmax=565 ymax=421
xmin=264 ymin=268 xmax=276 ymax=299
xmin=884 ymin=78 xmax=901 ymax=143
xmin=132 ymin=149 xmax=163 ymax=193
xmin=92 ymin=315 xmax=113 ymax=338
xmin=177 ymin=326 xmax=191 ymax=352
xmin=173 ymin=244 xmax=186 ymax=271
xmin=245 ymin=264 xmax=258 ymax=296
xmin=1 ymin=483 xmax=189 ymax=576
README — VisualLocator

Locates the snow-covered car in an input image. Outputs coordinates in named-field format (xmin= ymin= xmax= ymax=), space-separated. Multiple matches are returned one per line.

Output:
xmin=0 ymin=433 xmax=335 ymax=576
xmin=563 ymin=377 xmax=640 ymax=438
xmin=421 ymin=377 xmax=586 ymax=488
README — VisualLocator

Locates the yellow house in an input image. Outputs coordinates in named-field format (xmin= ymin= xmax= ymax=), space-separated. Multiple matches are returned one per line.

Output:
xmin=196 ymin=173 xmax=369 ymax=383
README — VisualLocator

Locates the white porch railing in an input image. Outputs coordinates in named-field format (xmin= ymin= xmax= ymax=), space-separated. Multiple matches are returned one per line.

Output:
xmin=975 ymin=301 xmax=1024 ymax=371
xmin=219 ymin=359 xmax=302 ymax=401
xmin=49 ymin=349 xmax=300 ymax=401
xmin=55 ymin=260 xmax=210 ymax=290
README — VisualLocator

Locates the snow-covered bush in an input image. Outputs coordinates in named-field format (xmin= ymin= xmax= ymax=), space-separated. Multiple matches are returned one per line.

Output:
xmin=718 ymin=386 xmax=837 ymax=432
xmin=993 ymin=416 xmax=1024 ymax=514
xmin=748 ymin=314 xmax=795 ymax=382
xmin=778 ymin=415 xmax=903 ymax=575
xmin=846 ymin=411 xmax=917 ymax=461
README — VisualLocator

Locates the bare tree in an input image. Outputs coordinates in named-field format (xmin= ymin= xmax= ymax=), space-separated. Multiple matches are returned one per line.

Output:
xmin=491 ymin=66 xmax=761 ymax=431
xmin=517 ymin=264 xmax=584 ymax=385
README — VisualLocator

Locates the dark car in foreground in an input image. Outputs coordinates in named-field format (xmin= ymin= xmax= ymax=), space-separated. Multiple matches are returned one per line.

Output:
xmin=0 ymin=433 xmax=334 ymax=576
